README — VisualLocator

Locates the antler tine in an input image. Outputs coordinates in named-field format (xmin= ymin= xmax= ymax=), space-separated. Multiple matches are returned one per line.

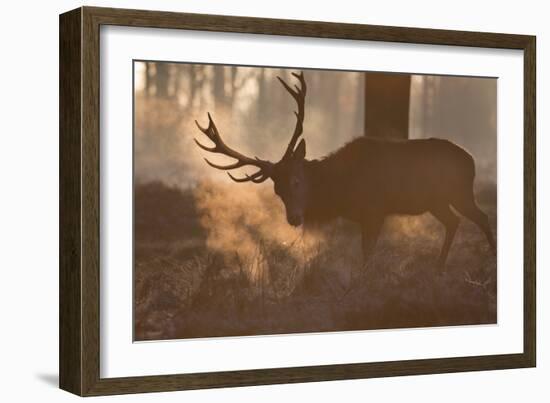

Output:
xmin=194 ymin=113 xmax=219 ymax=141
xmin=203 ymin=158 xmax=246 ymax=171
xmin=277 ymin=71 xmax=307 ymax=160
xmin=194 ymin=138 xmax=217 ymax=152
xmin=228 ymin=170 xmax=269 ymax=184
xmin=194 ymin=112 xmax=273 ymax=183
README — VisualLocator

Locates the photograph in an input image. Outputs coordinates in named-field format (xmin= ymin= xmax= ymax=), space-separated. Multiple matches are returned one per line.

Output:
xmin=55 ymin=4 xmax=538 ymax=397
xmin=133 ymin=62 xmax=498 ymax=341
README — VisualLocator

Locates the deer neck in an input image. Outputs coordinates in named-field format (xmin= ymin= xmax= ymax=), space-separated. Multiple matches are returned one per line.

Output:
xmin=303 ymin=159 xmax=340 ymax=222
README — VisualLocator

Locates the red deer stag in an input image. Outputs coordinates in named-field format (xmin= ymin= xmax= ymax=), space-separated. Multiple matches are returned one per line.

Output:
xmin=195 ymin=71 xmax=496 ymax=269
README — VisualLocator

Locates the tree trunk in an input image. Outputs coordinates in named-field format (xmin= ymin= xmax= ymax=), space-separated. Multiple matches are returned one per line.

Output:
xmin=354 ymin=73 xmax=364 ymax=134
xmin=172 ymin=67 xmax=181 ymax=100
xmin=144 ymin=62 xmax=152 ymax=96
xmin=213 ymin=65 xmax=227 ymax=112
xmin=155 ymin=63 xmax=170 ymax=98
xmin=364 ymin=72 xmax=411 ymax=139
xmin=256 ymin=68 xmax=267 ymax=121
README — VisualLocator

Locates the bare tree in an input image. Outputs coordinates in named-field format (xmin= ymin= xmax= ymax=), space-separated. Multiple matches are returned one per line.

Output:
xmin=212 ymin=65 xmax=227 ymax=111
xmin=155 ymin=63 xmax=170 ymax=98
xmin=256 ymin=68 xmax=268 ymax=121
xmin=144 ymin=62 xmax=152 ymax=96
xmin=364 ymin=72 xmax=411 ymax=139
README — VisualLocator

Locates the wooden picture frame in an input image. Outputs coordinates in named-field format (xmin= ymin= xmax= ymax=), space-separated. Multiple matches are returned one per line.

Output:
xmin=59 ymin=6 xmax=536 ymax=396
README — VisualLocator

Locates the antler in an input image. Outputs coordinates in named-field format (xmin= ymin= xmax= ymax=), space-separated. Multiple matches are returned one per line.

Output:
xmin=194 ymin=113 xmax=273 ymax=183
xmin=277 ymin=71 xmax=307 ymax=160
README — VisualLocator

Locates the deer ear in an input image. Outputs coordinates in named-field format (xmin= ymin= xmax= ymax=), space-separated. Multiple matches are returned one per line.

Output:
xmin=293 ymin=139 xmax=306 ymax=160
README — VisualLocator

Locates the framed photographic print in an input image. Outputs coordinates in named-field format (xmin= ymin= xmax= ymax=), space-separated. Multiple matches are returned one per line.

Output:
xmin=59 ymin=6 xmax=536 ymax=396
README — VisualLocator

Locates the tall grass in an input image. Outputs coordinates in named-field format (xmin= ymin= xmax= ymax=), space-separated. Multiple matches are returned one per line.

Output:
xmin=134 ymin=182 xmax=496 ymax=341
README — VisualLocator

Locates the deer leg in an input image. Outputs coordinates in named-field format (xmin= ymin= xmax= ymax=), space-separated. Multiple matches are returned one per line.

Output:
xmin=430 ymin=205 xmax=460 ymax=270
xmin=452 ymin=197 xmax=496 ymax=255
xmin=361 ymin=218 xmax=383 ymax=268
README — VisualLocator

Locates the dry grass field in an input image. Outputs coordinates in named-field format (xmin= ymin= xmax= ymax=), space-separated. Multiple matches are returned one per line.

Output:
xmin=133 ymin=64 xmax=497 ymax=341
xmin=134 ymin=180 xmax=496 ymax=341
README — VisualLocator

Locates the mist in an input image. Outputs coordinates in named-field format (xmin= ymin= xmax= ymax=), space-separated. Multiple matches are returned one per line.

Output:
xmin=134 ymin=62 xmax=496 ymax=188
xmin=133 ymin=62 xmax=497 ymax=340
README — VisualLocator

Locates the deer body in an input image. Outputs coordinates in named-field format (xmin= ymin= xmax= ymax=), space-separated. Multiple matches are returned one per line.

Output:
xmin=195 ymin=72 xmax=495 ymax=269
xmin=300 ymin=136 xmax=496 ymax=267
xmin=304 ymin=137 xmax=474 ymax=221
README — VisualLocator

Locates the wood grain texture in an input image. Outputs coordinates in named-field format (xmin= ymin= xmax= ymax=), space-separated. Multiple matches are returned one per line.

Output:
xmin=523 ymin=38 xmax=536 ymax=367
xmin=59 ymin=8 xmax=82 ymax=396
xmin=86 ymin=6 xmax=532 ymax=49
xmin=86 ymin=354 xmax=530 ymax=396
xmin=81 ymin=6 xmax=102 ymax=395
xmin=59 ymin=6 xmax=537 ymax=396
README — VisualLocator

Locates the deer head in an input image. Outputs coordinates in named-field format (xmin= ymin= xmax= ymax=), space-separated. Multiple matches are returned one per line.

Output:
xmin=195 ymin=71 xmax=308 ymax=226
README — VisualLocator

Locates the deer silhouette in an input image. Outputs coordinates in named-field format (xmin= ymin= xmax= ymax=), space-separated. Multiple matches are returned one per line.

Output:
xmin=195 ymin=71 xmax=496 ymax=269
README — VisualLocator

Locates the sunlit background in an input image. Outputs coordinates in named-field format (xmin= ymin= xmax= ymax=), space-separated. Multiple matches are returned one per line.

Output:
xmin=133 ymin=62 xmax=496 ymax=189
xmin=133 ymin=62 xmax=497 ymax=341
